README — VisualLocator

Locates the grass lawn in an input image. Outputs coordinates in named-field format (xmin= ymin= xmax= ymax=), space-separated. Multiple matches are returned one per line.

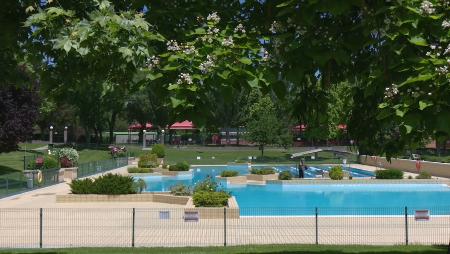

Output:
xmin=0 ymin=245 xmax=446 ymax=254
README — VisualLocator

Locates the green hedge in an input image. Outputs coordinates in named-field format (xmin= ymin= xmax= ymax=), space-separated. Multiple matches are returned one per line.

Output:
xmin=150 ymin=144 xmax=165 ymax=158
xmin=169 ymin=162 xmax=190 ymax=171
xmin=193 ymin=191 xmax=230 ymax=207
xmin=27 ymin=156 xmax=60 ymax=170
xmin=127 ymin=167 xmax=153 ymax=173
xmin=375 ymin=169 xmax=404 ymax=179
xmin=170 ymin=184 xmax=192 ymax=196
xmin=251 ymin=168 xmax=276 ymax=175
xmin=329 ymin=166 xmax=344 ymax=180
xmin=69 ymin=173 xmax=137 ymax=195
xmin=416 ymin=171 xmax=432 ymax=179
xmin=138 ymin=153 xmax=158 ymax=168
xmin=278 ymin=171 xmax=293 ymax=180
xmin=220 ymin=170 xmax=239 ymax=177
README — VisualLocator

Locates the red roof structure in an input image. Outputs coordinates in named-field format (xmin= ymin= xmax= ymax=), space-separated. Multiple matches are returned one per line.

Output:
xmin=169 ymin=120 xmax=195 ymax=130
xmin=128 ymin=123 xmax=154 ymax=130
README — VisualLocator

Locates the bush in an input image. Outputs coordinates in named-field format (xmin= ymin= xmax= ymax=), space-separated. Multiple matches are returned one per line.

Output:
xmin=329 ymin=166 xmax=344 ymax=180
xmin=170 ymin=184 xmax=192 ymax=196
xmin=169 ymin=162 xmax=190 ymax=171
xmin=150 ymin=144 xmax=165 ymax=158
xmin=375 ymin=169 xmax=404 ymax=179
xmin=70 ymin=173 xmax=137 ymax=195
xmin=416 ymin=171 xmax=432 ymax=179
xmin=194 ymin=176 xmax=218 ymax=192
xmin=193 ymin=191 xmax=230 ymax=207
xmin=278 ymin=171 xmax=293 ymax=180
xmin=28 ymin=156 xmax=60 ymax=170
xmin=138 ymin=153 xmax=158 ymax=168
xmin=127 ymin=167 xmax=153 ymax=173
xmin=108 ymin=145 xmax=127 ymax=158
xmin=250 ymin=168 xmax=276 ymax=175
xmin=69 ymin=178 xmax=94 ymax=194
xmin=220 ymin=170 xmax=239 ymax=177
xmin=56 ymin=148 xmax=79 ymax=167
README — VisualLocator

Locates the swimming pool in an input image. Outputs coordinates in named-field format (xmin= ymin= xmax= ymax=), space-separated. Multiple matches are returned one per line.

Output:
xmin=136 ymin=165 xmax=450 ymax=215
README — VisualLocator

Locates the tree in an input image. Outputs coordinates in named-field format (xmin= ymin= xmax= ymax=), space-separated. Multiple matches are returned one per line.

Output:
xmin=0 ymin=85 xmax=39 ymax=153
xmin=25 ymin=0 xmax=163 ymax=143
xmin=245 ymin=95 xmax=280 ymax=157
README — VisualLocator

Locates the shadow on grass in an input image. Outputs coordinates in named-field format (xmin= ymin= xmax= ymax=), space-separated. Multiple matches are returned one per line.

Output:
xmin=0 ymin=165 xmax=21 ymax=175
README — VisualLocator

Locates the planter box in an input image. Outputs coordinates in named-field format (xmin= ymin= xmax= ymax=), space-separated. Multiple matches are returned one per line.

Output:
xmin=157 ymin=158 xmax=164 ymax=165
xmin=60 ymin=167 xmax=78 ymax=181
xmin=56 ymin=193 xmax=190 ymax=205
xmin=246 ymin=173 xmax=279 ymax=181
xmin=216 ymin=175 xmax=247 ymax=184
xmin=162 ymin=170 xmax=192 ymax=176
xmin=185 ymin=196 xmax=240 ymax=219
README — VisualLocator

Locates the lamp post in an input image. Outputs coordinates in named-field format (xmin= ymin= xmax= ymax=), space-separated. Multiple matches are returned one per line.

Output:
xmin=161 ymin=129 xmax=165 ymax=145
xmin=143 ymin=130 xmax=147 ymax=149
xmin=49 ymin=125 xmax=54 ymax=144
xmin=64 ymin=126 xmax=68 ymax=144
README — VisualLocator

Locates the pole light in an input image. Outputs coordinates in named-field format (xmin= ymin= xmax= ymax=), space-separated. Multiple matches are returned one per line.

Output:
xmin=64 ymin=126 xmax=68 ymax=144
xmin=143 ymin=130 xmax=147 ymax=149
xmin=49 ymin=125 xmax=54 ymax=144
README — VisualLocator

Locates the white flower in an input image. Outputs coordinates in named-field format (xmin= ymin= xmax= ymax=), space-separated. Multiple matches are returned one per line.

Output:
xmin=426 ymin=51 xmax=431 ymax=56
xmin=207 ymin=12 xmax=220 ymax=23
xmin=262 ymin=49 xmax=269 ymax=61
xmin=384 ymin=84 xmax=399 ymax=98
xmin=269 ymin=21 xmax=280 ymax=34
xmin=207 ymin=27 xmax=220 ymax=35
xmin=420 ymin=1 xmax=435 ymax=15
xmin=177 ymin=73 xmax=193 ymax=85
xmin=234 ymin=23 xmax=246 ymax=34
xmin=444 ymin=44 xmax=450 ymax=55
xmin=167 ymin=40 xmax=180 ymax=51
xmin=442 ymin=20 xmax=450 ymax=29
xmin=430 ymin=45 xmax=436 ymax=50
xmin=222 ymin=36 xmax=234 ymax=47
xmin=428 ymin=92 xmax=432 ymax=95
xmin=436 ymin=66 xmax=449 ymax=75
xmin=199 ymin=55 xmax=215 ymax=74
xmin=146 ymin=56 xmax=160 ymax=69
xmin=183 ymin=45 xmax=197 ymax=55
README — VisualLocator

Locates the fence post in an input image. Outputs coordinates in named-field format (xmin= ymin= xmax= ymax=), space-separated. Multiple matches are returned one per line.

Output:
xmin=224 ymin=207 xmax=227 ymax=247
xmin=132 ymin=208 xmax=135 ymax=247
xmin=405 ymin=206 xmax=409 ymax=246
xmin=39 ymin=208 xmax=43 ymax=248
xmin=315 ymin=207 xmax=319 ymax=245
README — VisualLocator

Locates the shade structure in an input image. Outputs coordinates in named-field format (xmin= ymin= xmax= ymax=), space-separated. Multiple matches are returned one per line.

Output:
xmin=128 ymin=122 xmax=153 ymax=130
xmin=169 ymin=120 xmax=195 ymax=130
xmin=292 ymin=124 xmax=307 ymax=131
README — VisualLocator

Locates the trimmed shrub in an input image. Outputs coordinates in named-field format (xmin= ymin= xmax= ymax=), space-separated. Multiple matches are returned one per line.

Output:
xmin=133 ymin=179 xmax=147 ymax=193
xmin=193 ymin=191 xmax=230 ymax=207
xmin=169 ymin=162 xmax=190 ymax=171
xmin=329 ymin=166 xmax=344 ymax=180
xmin=69 ymin=173 xmax=136 ymax=195
xmin=278 ymin=171 xmax=293 ymax=180
xmin=127 ymin=167 xmax=153 ymax=173
xmin=69 ymin=178 xmax=94 ymax=194
xmin=28 ymin=156 xmax=60 ymax=170
xmin=138 ymin=153 xmax=158 ymax=168
xmin=56 ymin=148 xmax=79 ymax=167
xmin=375 ymin=169 xmax=404 ymax=179
xmin=416 ymin=171 xmax=432 ymax=179
xmin=150 ymin=144 xmax=165 ymax=158
xmin=170 ymin=184 xmax=192 ymax=196
xmin=220 ymin=170 xmax=239 ymax=177
xmin=194 ymin=177 xmax=218 ymax=192
xmin=250 ymin=168 xmax=276 ymax=175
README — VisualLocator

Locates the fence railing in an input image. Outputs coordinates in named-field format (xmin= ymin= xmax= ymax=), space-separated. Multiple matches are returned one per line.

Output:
xmin=0 ymin=207 xmax=448 ymax=248
xmin=0 ymin=157 xmax=128 ymax=199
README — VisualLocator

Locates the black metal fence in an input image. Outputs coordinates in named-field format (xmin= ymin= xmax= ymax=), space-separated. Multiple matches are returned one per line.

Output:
xmin=0 ymin=207 xmax=448 ymax=248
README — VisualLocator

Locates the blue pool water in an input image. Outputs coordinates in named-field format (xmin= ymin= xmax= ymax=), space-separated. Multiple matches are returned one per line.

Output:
xmin=136 ymin=165 xmax=450 ymax=215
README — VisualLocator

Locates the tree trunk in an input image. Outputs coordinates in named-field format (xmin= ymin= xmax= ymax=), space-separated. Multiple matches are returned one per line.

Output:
xmin=260 ymin=144 xmax=264 ymax=157
xmin=108 ymin=111 xmax=117 ymax=144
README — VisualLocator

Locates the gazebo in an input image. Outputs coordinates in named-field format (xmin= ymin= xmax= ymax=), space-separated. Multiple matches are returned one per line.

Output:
xmin=168 ymin=121 xmax=197 ymax=145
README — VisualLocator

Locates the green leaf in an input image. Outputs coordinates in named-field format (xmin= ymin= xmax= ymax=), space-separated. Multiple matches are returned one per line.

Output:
xmin=170 ymin=97 xmax=183 ymax=108
xmin=399 ymin=74 xmax=433 ymax=87
xmin=404 ymin=125 xmax=413 ymax=134
xmin=147 ymin=73 xmax=163 ymax=81
xmin=276 ymin=0 xmax=294 ymax=7
xmin=408 ymin=36 xmax=428 ymax=46
xmin=167 ymin=84 xmax=178 ymax=90
xmin=418 ymin=101 xmax=433 ymax=110
xmin=217 ymin=70 xmax=230 ymax=80
xmin=378 ymin=102 xmax=389 ymax=109
xmin=238 ymin=57 xmax=252 ymax=65
xmin=63 ymin=40 xmax=72 ymax=53
xmin=396 ymin=108 xmax=406 ymax=117
xmin=247 ymin=78 xmax=259 ymax=88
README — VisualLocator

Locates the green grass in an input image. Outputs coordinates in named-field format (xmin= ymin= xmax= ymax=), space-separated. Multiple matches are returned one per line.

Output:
xmin=0 ymin=245 xmax=446 ymax=254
